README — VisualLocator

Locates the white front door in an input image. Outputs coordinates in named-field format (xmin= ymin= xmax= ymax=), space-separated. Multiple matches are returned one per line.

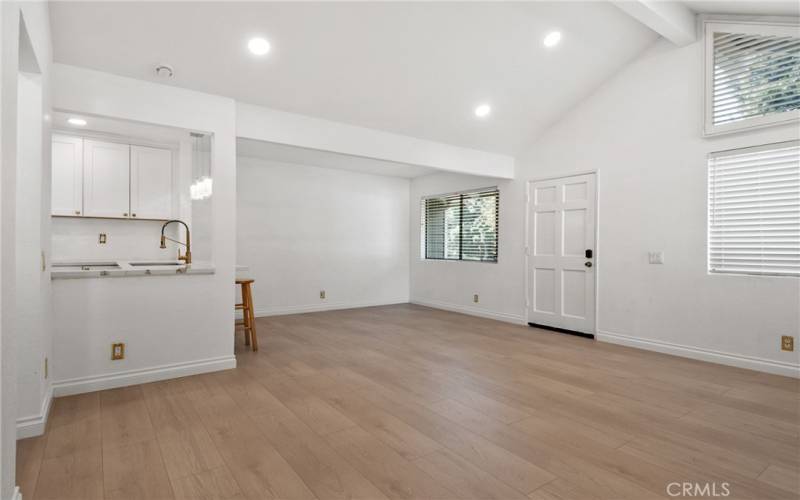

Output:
xmin=527 ymin=173 xmax=596 ymax=334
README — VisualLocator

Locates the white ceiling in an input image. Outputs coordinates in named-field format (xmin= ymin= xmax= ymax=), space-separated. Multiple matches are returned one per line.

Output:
xmin=685 ymin=1 xmax=800 ymax=16
xmin=49 ymin=1 xmax=659 ymax=156
xmin=237 ymin=138 xmax=437 ymax=178
xmin=51 ymin=111 xmax=188 ymax=146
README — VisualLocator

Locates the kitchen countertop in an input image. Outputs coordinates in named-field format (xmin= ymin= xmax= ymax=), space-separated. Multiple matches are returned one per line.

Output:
xmin=51 ymin=260 xmax=215 ymax=279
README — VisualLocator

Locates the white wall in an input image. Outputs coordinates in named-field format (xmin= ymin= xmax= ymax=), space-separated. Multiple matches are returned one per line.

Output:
xmin=411 ymin=37 xmax=800 ymax=377
xmin=410 ymin=173 xmax=525 ymax=323
xmin=237 ymin=156 xmax=410 ymax=315
xmin=51 ymin=274 xmax=234 ymax=395
xmin=15 ymin=69 xmax=51 ymax=438
xmin=1 ymin=0 xmax=53 ymax=495
xmin=50 ymin=64 xmax=238 ymax=395
xmin=0 ymin=6 xmax=12 ymax=498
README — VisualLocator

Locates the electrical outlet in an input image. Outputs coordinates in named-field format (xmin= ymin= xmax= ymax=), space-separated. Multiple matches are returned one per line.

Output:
xmin=473 ymin=294 xmax=479 ymax=303
xmin=111 ymin=343 xmax=125 ymax=360
xmin=44 ymin=357 xmax=48 ymax=379
xmin=320 ymin=290 xmax=326 ymax=300
xmin=98 ymin=233 xmax=107 ymax=244
xmin=782 ymin=336 xmax=794 ymax=352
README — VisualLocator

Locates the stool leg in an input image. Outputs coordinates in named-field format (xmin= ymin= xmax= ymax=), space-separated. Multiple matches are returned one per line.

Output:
xmin=246 ymin=283 xmax=258 ymax=351
xmin=242 ymin=284 xmax=251 ymax=346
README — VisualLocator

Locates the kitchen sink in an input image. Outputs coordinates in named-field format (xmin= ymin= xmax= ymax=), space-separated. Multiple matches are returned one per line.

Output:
xmin=128 ymin=261 xmax=184 ymax=267
xmin=52 ymin=262 xmax=121 ymax=271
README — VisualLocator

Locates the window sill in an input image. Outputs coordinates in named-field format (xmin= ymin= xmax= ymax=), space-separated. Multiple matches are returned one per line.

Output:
xmin=419 ymin=258 xmax=498 ymax=264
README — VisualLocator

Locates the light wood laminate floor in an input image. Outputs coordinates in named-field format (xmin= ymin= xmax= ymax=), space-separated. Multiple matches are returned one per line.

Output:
xmin=16 ymin=305 xmax=800 ymax=499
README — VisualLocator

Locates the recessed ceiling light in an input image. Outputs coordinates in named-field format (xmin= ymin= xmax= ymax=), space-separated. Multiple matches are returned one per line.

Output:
xmin=248 ymin=37 xmax=271 ymax=56
xmin=543 ymin=31 xmax=562 ymax=48
xmin=474 ymin=104 xmax=492 ymax=118
xmin=67 ymin=117 xmax=87 ymax=126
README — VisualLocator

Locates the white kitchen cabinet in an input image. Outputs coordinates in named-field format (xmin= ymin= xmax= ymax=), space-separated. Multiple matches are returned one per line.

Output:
xmin=51 ymin=134 xmax=84 ymax=216
xmin=82 ymin=140 xmax=131 ymax=218
xmin=130 ymin=145 xmax=173 ymax=220
xmin=53 ymin=135 xmax=175 ymax=220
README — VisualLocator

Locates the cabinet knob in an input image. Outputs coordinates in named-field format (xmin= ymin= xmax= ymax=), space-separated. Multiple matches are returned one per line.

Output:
xmin=123 ymin=213 xmax=128 ymax=217
xmin=132 ymin=213 xmax=137 ymax=218
xmin=74 ymin=210 xmax=81 ymax=215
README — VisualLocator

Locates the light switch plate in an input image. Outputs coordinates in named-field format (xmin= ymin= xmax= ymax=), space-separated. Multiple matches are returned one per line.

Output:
xmin=648 ymin=251 xmax=664 ymax=264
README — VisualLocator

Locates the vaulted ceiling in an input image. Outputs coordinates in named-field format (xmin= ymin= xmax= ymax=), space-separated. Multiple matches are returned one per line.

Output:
xmin=49 ymin=1 xmax=666 ymax=155
xmin=51 ymin=1 xmax=794 ymax=159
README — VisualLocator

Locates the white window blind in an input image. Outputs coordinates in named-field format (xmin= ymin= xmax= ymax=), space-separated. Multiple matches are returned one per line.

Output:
xmin=422 ymin=187 xmax=499 ymax=262
xmin=708 ymin=142 xmax=800 ymax=276
xmin=705 ymin=22 xmax=800 ymax=135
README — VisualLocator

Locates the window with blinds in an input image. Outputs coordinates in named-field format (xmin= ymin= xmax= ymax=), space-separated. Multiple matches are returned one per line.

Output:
xmin=422 ymin=187 xmax=499 ymax=262
xmin=705 ymin=21 xmax=800 ymax=135
xmin=708 ymin=141 xmax=800 ymax=276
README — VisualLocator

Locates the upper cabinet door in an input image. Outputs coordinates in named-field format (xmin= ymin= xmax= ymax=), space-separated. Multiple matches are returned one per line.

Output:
xmin=51 ymin=134 xmax=84 ymax=216
xmin=130 ymin=145 xmax=173 ymax=220
xmin=83 ymin=140 xmax=131 ymax=218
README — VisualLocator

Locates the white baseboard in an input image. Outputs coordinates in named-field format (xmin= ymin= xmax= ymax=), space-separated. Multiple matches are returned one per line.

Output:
xmin=16 ymin=384 xmax=53 ymax=439
xmin=9 ymin=486 xmax=21 ymax=500
xmin=252 ymin=298 xmax=409 ymax=318
xmin=597 ymin=330 xmax=800 ymax=378
xmin=411 ymin=298 xmax=526 ymax=325
xmin=245 ymin=296 xmax=797 ymax=378
xmin=409 ymin=303 xmax=797 ymax=378
xmin=51 ymin=355 xmax=237 ymax=397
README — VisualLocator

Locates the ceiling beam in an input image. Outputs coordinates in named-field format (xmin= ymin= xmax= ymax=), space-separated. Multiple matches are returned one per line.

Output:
xmin=236 ymin=102 xmax=516 ymax=179
xmin=613 ymin=1 xmax=697 ymax=46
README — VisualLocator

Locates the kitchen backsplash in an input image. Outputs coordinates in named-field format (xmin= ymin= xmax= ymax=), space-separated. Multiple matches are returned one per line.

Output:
xmin=51 ymin=217 xmax=181 ymax=262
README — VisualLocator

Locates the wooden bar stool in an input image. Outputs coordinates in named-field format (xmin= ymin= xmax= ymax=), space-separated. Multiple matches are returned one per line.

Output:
xmin=235 ymin=279 xmax=258 ymax=351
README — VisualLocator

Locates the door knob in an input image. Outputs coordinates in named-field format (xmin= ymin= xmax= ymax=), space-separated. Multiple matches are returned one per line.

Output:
xmin=584 ymin=262 xmax=592 ymax=268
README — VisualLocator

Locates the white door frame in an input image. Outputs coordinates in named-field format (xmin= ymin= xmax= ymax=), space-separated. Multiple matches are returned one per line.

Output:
xmin=524 ymin=170 xmax=599 ymax=335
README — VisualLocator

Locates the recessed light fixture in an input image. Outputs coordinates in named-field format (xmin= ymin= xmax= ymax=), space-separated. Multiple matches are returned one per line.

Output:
xmin=67 ymin=117 xmax=87 ymax=126
xmin=543 ymin=31 xmax=562 ymax=48
xmin=248 ymin=37 xmax=271 ymax=56
xmin=474 ymin=104 xmax=492 ymax=118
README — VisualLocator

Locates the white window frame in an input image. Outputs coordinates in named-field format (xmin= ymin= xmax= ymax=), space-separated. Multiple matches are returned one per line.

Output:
xmin=704 ymin=19 xmax=800 ymax=137
xmin=420 ymin=186 xmax=499 ymax=264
